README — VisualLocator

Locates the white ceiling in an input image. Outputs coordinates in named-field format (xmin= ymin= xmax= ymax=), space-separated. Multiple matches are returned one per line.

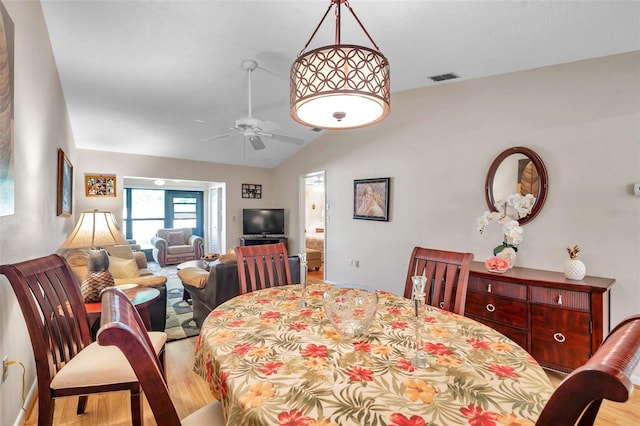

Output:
xmin=40 ymin=0 xmax=640 ymax=169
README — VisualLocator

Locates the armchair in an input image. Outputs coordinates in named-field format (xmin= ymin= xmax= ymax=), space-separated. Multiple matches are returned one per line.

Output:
xmin=151 ymin=228 xmax=204 ymax=267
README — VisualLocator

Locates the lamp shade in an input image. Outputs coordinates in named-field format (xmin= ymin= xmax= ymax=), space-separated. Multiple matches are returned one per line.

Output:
xmin=291 ymin=45 xmax=390 ymax=130
xmin=60 ymin=210 xmax=126 ymax=249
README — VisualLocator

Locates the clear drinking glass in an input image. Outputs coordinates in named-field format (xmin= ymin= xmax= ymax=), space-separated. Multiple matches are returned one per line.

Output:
xmin=411 ymin=275 xmax=429 ymax=368
xmin=298 ymin=252 xmax=308 ymax=307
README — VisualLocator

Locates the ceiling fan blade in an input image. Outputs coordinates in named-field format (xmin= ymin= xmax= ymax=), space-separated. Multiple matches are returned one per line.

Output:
xmin=248 ymin=135 xmax=266 ymax=151
xmin=200 ymin=131 xmax=242 ymax=142
xmin=265 ymin=132 xmax=304 ymax=145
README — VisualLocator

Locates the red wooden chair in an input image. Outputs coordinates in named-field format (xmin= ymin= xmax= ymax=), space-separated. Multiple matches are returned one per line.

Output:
xmin=98 ymin=287 xmax=224 ymax=425
xmin=403 ymin=247 xmax=474 ymax=315
xmin=0 ymin=254 xmax=166 ymax=425
xmin=536 ymin=314 xmax=640 ymax=425
xmin=235 ymin=242 xmax=292 ymax=294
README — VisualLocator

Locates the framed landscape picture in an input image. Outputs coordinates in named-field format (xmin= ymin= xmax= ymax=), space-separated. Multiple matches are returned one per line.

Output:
xmin=57 ymin=149 xmax=72 ymax=216
xmin=85 ymin=174 xmax=116 ymax=197
xmin=353 ymin=177 xmax=390 ymax=221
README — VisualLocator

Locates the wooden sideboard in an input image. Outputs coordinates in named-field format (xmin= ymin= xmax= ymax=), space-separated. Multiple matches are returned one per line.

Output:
xmin=465 ymin=261 xmax=615 ymax=373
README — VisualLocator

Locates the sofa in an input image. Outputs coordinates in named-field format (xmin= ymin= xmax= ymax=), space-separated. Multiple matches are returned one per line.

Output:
xmin=151 ymin=227 xmax=205 ymax=267
xmin=179 ymin=255 xmax=301 ymax=328
xmin=63 ymin=246 xmax=168 ymax=332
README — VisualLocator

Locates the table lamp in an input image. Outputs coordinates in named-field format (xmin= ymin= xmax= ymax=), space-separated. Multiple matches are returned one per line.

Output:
xmin=60 ymin=209 xmax=127 ymax=302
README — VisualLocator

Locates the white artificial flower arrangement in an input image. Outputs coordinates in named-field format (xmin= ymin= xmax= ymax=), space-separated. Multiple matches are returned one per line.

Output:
xmin=477 ymin=193 xmax=535 ymax=254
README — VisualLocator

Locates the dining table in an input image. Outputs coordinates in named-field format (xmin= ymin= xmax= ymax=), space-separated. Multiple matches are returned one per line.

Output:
xmin=193 ymin=281 xmax=554 ymax=426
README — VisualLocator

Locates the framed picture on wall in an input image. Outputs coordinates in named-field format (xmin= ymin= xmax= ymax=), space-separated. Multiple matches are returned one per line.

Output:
xmin=56 ymin=148 xmax=73 ymax=216
xmin=85 ymin=174 xmax=116 ymax=197
xmin=353 ymin=177 xmax=390 ymax=221
xmin=242 ymin=183 xmax=262 ymax=199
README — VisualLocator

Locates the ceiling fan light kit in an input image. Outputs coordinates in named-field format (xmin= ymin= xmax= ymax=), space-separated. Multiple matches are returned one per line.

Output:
xmin=290 ymin=0 xmax=390 ymax=130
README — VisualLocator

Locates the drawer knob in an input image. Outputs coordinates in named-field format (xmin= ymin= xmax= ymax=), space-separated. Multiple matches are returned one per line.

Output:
xmin=439 ymin=301 xmax=445 ymax=309
xmin=485 ymin=304 xmax=496 ymax=313
xmin=487 ymin=283 xmax=492 ymax=293
xmin=553 ymin=332 xmax=566 ymax=343
xmin=557 ymin=295 xmax=563 ymax=305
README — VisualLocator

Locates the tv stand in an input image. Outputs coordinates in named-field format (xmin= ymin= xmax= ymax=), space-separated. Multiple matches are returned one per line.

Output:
xmin=239 ymin=236 xmax=288 ymax=251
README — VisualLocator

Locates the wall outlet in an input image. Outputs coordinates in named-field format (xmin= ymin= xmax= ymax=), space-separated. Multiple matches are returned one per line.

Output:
xmin=354 ymin=260 xmax=360 ymax=268
xmin=2 ymin=356 xmax=8 ymax=383
xmin=634 ymin=183 xmax=640 ymax=196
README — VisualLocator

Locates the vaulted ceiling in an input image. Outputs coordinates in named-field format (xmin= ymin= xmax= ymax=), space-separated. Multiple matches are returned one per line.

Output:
xmin=41 ymin=0 xmax=640 ymax=168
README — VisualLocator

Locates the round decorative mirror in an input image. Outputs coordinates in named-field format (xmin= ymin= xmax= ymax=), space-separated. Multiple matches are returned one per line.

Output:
xmin=485 ymin=147 xmax=548 ymax=225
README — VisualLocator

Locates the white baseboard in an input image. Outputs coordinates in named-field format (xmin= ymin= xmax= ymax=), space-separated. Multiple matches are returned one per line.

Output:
xmin=632 ymin=374 xmax=640 ymax=386
xmin=13 ymin=380 xmax=36 ymax=426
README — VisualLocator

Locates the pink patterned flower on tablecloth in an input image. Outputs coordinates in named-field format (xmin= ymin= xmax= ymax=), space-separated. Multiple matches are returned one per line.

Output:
xmin=289 ymin=322 xmax=307 ymax=331
xmin=277 ymin=409 xmax=312 ymax=426
xmin=460 ymin=404 xmax=498 ymax=426
xmin=487 ymin=363 xmax=520 ymax=379
xmin=262 ymin=311 xmax=281 ymax=321
xmin=239 ymin=382 xmax=275 ymax=408
xmin=301 ymin=343 xmax=328 ymax=358
xmin=353 ymin=341 xmax=371 ymax=352
xmin=467 ymin=338 xmax=491 ymax=350
xmin=218 ymin=370 xmax=229 ymax=399
xmin=387 ymin=307 xmax=402 ymax=315
xmin=257 ymin=297 xmax=271 ymax=304
xmin=211 ymin=309 xmax=229 ymax=318
xmin=347 ymin=365 xmax=374 ymax=382
xmin=390 ymin=320 xmax=409 ymax=329
xmin=260 ymin=360 xmax=284 ymax=375
xmin=231 ymin=343 xmax=253 ymax=355
xmin=300 ymin=308 xmax=315 ymax=317
xmin=403 ymin=379 xmax=437 ymax=403
xmin=424 ymin=316 xmax=437 ymax=324
xmin=388 ymin=413 xmax=426 ymax=426
xmin=425 ymin=342 xmax=452 ymax=356
xmin=309 ymin=290 xmax=325 ymax=297
xmin=397 ymin=358 xmax=415 ymax=373
xmin=227 ymin=320 xmax=245 ymax=328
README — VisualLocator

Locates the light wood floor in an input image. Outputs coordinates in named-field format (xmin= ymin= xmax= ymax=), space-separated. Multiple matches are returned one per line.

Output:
xmin=26 ymin=334 xmax=639 ymax=425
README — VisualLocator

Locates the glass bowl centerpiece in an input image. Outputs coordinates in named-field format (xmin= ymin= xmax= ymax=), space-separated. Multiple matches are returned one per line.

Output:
xmin=322 ymin=284 xmax=378 ymax=337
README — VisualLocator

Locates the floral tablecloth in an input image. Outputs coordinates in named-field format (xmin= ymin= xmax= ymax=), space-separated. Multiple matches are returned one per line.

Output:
xmin=193 ymin=283 xmax=553 ymax=426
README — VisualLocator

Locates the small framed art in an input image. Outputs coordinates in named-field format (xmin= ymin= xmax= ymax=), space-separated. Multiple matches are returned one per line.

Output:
xmin=85 ymin=174 xmax=116 ymax=197
xmin=56 ymin=148 xmax=73 ymax=216
xmin=353 ymin=177 xmax=390 ymax=221
xmin=242 ymin=183 xmax=262 ymax=199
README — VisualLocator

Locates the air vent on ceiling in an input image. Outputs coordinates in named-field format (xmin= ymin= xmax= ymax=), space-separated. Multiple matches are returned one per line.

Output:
xmin=311 ymin=127 xmax=323 ymax=132
xmin=429 ymin=72 xmax=459 ymax=82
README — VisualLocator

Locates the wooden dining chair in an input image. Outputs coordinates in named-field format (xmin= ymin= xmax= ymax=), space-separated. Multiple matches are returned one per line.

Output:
xmin=0 ymin=254 xmax=167 ymax=426
xmin=235 ymin=242 xmax=292 ymax=294
xmin=97 ymin=287 xmax=225 ymax=425
xmin=403 ymin=247 xmax=474 ymax=315
xmin=535 ymin=314 xmax=640 ymax=425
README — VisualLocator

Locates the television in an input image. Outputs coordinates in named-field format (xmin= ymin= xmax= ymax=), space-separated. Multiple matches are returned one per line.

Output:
xmin=242 ymin=208 xmax=285 ymax=236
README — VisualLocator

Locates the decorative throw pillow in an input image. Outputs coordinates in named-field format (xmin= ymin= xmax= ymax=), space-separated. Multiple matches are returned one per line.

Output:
xmin=109 ymin=256 xmax=140 ymax=279
xmin=167 ymin=231 xmax=184 ymax=246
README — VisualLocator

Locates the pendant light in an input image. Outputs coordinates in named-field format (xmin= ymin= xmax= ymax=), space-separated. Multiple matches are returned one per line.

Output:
xmin=290 ymin=0 xmax=390 ymax=130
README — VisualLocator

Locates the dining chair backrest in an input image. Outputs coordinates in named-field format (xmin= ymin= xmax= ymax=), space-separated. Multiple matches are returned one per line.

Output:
xmin=0 ymin=254 xmax=141 ymax=425
xmin=97 ymin=287 xmax=182 ymax=425
xmin=235 ymin=243 xmax=292 ymax=294
xmin=535 ymin=314 xmax=640 ymax=425
xmin=403 ymin=247 xmax=474 ymax=315
xmin=97 ymin=287 xmax=224 ymax=425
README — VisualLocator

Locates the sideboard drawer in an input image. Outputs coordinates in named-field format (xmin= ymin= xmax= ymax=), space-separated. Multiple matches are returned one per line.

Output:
xmin=468 ymin=315 xmax=528 ymax=349
xmin=466 ymin=291 xmax=527 ymax=329
xmin=468 ymin=277 xmax=527 ymax=300
xmin=530 ymin=304 xmax=592 ymax=372
xmin=531 ymin=286 xmax=590 ymax=311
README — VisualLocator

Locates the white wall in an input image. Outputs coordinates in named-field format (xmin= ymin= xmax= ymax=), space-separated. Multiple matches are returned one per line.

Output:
xmin=0 ymin=1 xmax=76 ymax=424
xmin=274 ymin=52 xmax=640 ymax=337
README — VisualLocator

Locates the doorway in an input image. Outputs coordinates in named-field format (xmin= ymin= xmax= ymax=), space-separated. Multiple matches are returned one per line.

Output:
xmin=302 ymin=171 xmax=326 ymax=279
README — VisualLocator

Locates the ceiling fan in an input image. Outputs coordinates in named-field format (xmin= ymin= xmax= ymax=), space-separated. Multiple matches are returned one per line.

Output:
xmin=201 ymin=59 xmax=304 ymax=151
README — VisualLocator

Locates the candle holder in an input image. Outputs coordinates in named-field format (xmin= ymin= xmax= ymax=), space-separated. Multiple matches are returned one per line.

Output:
xmin=298 ymin=252 xmax=308 ymax=307
xmin=411 ymin=275 xmax=429 ymax=368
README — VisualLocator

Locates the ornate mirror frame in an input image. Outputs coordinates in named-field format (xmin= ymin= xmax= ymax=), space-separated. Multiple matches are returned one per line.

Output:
xmin=484 ymin=146 xmax=548 ymax=225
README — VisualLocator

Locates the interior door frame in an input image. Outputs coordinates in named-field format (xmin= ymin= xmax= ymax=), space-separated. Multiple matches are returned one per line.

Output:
xmin=299 ymin=170 xmax=326 ymax=278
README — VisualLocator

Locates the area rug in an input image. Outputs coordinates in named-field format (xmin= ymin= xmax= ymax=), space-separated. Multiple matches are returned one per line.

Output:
xmin=146 ymin=262 xmax=200 ymax=342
